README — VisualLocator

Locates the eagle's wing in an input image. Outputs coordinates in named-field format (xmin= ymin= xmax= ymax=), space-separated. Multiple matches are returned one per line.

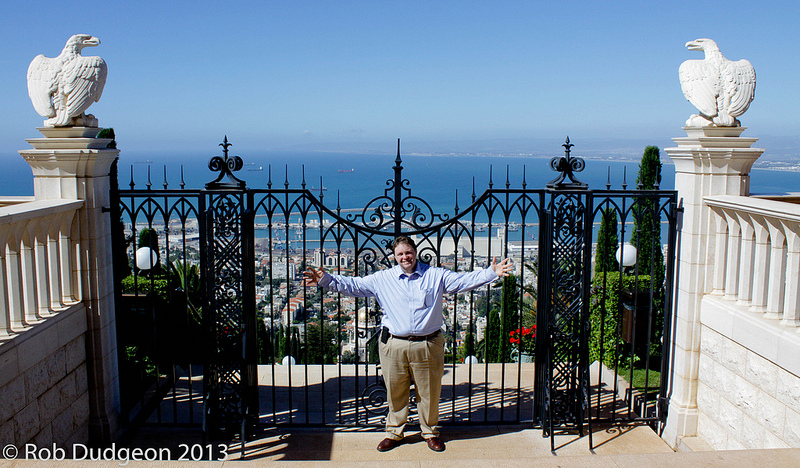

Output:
xmin=62 ymin=55 xmax=107 ymax=117
xmin=679 ymin=59 xmax=719 ymax=117
xmin=26 ymin=54 xmax=58 ymax=118
xmin=725 ymin=59 xmax=756 ymax=117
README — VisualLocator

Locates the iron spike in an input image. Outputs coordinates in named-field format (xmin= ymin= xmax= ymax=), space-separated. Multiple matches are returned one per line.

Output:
xmin=163 ymin=165 xmax=168 ymax=190
xmin=146 ymin=165 xmax=152 ymax=190
xmin=622 ymin=166 xmax=628 ymax=190
xmin=522 ymin=166 xmax=527 ymax=189
xmin=472 ymin=177 xmax=476 ymax=203
xmin=606 ymin=167 xmax=611 ymax=190
xmin=129 ymin=165 xmax=134 ymax=190
xmin=180 ymin=165 xmax=185 ymax=189
xmin=396 ymin=138 xmax=402 ymax=165
xmin=506 ymin=165 xmax=510 ymax=189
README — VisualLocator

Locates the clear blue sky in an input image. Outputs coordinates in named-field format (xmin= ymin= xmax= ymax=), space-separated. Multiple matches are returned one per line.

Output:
xmin=2 ymin=1 xmax=799 ymax=155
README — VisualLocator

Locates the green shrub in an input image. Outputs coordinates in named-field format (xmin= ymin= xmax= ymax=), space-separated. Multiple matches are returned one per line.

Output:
xmin=589 ymin=272 xmax=652 ymax=367
xmin=120 ymin=275 xmax=169 ymax=297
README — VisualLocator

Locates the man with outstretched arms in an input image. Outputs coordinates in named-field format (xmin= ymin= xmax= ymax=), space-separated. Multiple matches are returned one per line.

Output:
xmin=304 ymin=236 xmax=513 ymax=452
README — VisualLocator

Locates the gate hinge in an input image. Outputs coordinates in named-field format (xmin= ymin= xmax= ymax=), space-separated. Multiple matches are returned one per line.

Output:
xmin=657 ymin=396 xmax=670 ymax=419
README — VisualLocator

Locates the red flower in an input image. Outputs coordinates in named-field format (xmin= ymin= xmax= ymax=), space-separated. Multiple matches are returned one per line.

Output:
xmin=508 ymin=325 xmax=536 ymax=352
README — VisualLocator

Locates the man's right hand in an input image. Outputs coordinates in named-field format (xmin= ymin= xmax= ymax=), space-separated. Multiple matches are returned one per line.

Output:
xmin=303 ymin=266 xmax=326 ymax=286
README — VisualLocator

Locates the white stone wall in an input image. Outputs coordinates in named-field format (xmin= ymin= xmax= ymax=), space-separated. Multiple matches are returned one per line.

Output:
xmin=0 ymin=303 xmax=89 ymax=447
xmin=697 ymin=325 xmax=800 ymax=449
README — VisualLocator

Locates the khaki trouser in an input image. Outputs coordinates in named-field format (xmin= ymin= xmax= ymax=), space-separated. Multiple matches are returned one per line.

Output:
xmin=378 ymin=331 xmax=445 ymax=440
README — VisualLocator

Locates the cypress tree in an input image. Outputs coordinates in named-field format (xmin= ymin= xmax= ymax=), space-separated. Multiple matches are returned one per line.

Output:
xmin=138 ymin=227 xmax=158 ymax=250
xmin=630 ymin=146 xmax=666 ymax=355
xmin=484 ymin=307 xmax=501 ymax=363
xmin=637 ymin=146 xmax=662 ymax=189
xmin=304 ymin=320 xmax=338 ymax=364
xmin=256 ymin=319 xmax=272 ymax=364
xmin=276 ymin=325 xmax=286 ymax=362
xmin=500 ymin=274 xmax=519 ymax=363
xmin=458 ymin=331 xmax=476 ymax=361
xmin=595 ymin=208 xmax=619 ymax=273
xmin=631 ymin=146 xmax=664 ymax=278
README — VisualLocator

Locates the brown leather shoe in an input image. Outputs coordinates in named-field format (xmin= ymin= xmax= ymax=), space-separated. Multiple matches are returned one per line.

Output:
xmin=426 ymin=437 xmax=446 ymax=452
xmin=377 ymin=438 xmax=401 ymax=452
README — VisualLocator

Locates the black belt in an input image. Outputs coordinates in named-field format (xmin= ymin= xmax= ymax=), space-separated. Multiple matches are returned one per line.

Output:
xmin=391 ymin=330 xmax=441 ymax=342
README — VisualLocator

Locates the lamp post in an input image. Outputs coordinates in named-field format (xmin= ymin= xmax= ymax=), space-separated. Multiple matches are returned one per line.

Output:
xmin=616 ymin=243 xmax=649 ymax=352
xmin=616 ymin=243 xmax=637 ymax=271
xmin=135 ymin=246 xmax=158 ymax=272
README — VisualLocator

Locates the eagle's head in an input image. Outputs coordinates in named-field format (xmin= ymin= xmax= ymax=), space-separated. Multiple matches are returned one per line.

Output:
xmin=65 ymin=34 xmax=101 ymax=52
xmin=685 ymin=38 xmax=719 ymax=53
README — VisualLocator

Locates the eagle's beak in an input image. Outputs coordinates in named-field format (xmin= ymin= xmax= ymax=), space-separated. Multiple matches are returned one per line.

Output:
xmin=84 ymin=37 xmax=101 ymax=47
xmin=686 ymin=40 xmax=701 ymax=51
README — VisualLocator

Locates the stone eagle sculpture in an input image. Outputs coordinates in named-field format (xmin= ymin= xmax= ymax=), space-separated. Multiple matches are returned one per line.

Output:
xmin=679 ymin=38 xmax=755 ymax=127
xmin=27 ymin=34 xmax=107 ymax=127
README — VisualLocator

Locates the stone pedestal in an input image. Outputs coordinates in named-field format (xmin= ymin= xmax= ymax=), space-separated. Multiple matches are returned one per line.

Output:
xmin=662 ymin=126 xmax=764 ymax=448
xmin=18 ymin=127 xmax=121 ymax=443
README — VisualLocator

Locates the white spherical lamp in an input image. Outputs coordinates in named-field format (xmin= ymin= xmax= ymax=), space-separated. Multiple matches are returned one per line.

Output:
xmin=282 ymin=355 xmax=296 ymax=365
xmin=615 ymin=244 xmax=637 ymax=268
xmin=464 ymin=355 xmax=479 ymax=365
xmin=135 ymin=247 xmax=157 ymax=271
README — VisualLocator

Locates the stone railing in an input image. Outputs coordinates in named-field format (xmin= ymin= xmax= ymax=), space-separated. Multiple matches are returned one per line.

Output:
xmin=0 ymin=198 xmax=83 ymax=339
xmin=705 ymin=194 xmax=800 ymax=327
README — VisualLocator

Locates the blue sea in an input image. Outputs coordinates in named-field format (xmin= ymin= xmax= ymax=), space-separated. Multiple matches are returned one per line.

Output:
xmin=1 ymin=149 xmax=798 ymax=213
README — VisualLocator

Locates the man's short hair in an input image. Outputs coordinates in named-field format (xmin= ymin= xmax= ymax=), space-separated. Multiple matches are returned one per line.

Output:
xmin=391 ymin=236 xmax=417 ymax=252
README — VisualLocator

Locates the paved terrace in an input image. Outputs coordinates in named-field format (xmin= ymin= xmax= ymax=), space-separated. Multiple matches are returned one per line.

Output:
xmin=5 ymin=425 xmax=799 ymax=466
xmin=3 ymin=363 xmax=800 ymax=466
xmin=126 ymin=363 xmax=799 ymax=465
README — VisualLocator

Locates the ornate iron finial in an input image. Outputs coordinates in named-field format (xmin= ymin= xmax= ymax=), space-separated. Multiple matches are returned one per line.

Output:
xmin=546 ymin=136 xmax=587 ymax=189
xmin=206 ymin=136 xmax=246 ymax=189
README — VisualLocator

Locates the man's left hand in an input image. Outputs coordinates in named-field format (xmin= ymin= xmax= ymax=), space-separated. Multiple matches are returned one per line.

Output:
xmin=490 ymin=257 xmax=514 ymax=277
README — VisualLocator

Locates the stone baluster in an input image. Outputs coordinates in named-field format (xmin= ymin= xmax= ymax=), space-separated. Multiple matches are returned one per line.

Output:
xmin=735 ymin=211 xmax=755 ymax=306
xmin=5 ymin=233 xmax=24 ymax=331
xmin=20 ymin=228 xmax=39 ymax=325
xmin=722 ymin=211 xmax=741 ymax=300
xmin=749 ymin=214 xmax=770 ymax=314
xmin=46 ymin=220 xmax=64 ymax=310
xmin=783 ymin=226 xmax=800 ymax=327
xmin=710 ymin=209 xmax=727 ymax=294
xmin=764 ymin=218 xmax=787 ymax=320
xmin=32 ymin=220 xmax=52 ymax=319
xmin=58 ymin=214 xmax=81 ymax=305
xmin=0 ymin=232 xmax=9 ymax=337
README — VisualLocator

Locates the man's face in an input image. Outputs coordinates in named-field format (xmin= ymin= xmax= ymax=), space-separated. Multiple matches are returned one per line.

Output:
xmin=394 ymin=242 xmax=417 ymax=274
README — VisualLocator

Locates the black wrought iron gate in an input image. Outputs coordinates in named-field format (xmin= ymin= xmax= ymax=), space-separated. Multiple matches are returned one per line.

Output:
xmin=112 ymin=137 xmax=678 ymax=445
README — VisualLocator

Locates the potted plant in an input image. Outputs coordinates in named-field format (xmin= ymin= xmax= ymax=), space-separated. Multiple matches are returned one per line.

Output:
xmin=509 ymin=325 xmax=536 ymax=363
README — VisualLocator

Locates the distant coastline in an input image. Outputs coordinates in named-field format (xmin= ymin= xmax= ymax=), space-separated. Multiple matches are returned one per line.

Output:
xmin=2 ymin=146 xmax=799 ymax=199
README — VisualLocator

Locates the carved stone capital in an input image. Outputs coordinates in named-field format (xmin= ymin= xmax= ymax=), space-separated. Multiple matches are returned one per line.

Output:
xmin=19 ymin=127 xmax=119 ymax=200
xmin=666 ymin=126 xmax=764 ymax=184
